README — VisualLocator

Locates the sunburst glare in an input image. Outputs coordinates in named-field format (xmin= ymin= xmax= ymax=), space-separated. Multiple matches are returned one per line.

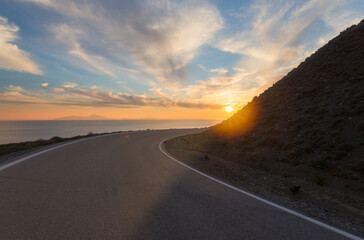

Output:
xmin=225 ymin=106 xmax=234 ymax=112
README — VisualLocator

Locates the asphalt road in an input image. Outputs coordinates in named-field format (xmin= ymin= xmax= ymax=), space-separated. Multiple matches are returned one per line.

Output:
xmin=0 ymin=129 xmax=359 ymax=239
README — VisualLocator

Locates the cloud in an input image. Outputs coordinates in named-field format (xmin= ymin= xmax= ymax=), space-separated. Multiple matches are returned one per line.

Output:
xmin=15 ymin=0 xmax=362 ymax=112
xmin=0 ymin=16 xmax=42 ymax=75
xmin=8 ymin=85 xmax=25 ymax=92
xmin=215 ymin=1 xmax=358 ymax=78
xmin=209 ymin=0 xmax=362 ymax=106
xmin=198 ymin=64 xmax=208 ymax=72
xmin=41 ymin=82 xmax=49 ymax=87
xmin=51 ymin=24 xmax=115 ymax=77
xmin=118 ymin=1 xmax=223 ymax=84
xmin=138 ymin=0 xmax=363 ymax=112
xmin=23 ymin=0 xmax=223 ymax=83
xmin=52 ymin=88 xmax=65 ymax=92
xmin=168 ymin=0 xmax=362 ymax=110
xmin=0 ymin=85 xmax=48 ymax=104
xmin=318 ymin=6 xmax=364 ymax=46
xmin=117 ymin=66 xmax=140 ymax=73
xmin=210 ymin=68 xmax=228 ymax=75
xmin=171 ymin=71 xmax=259 ymax=110
xmin=62 ymin=82 xmax=78 ymax=89
xmin=0 ymin=84 xmax=224 ymax=109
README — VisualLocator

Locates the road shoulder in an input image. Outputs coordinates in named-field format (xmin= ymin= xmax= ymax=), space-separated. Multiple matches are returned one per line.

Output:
xmin=163 ymin=135 xmax=364 ymax=239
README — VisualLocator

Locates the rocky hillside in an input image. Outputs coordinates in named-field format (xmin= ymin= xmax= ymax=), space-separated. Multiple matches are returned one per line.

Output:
xmin=165 ymin=20 xmax=364 ymax=235
xmin=186 ymin=19 xmax=364 ymax=181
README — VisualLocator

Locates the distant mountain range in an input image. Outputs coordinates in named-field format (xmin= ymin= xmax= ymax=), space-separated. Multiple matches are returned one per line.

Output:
xmin=53 ymin=115 xmax=114 ymax=120
xmin=52 ymin=116 xmax=181 ymax=120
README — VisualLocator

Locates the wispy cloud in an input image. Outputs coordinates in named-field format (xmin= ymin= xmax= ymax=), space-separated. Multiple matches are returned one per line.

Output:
xmin=10 ymin=0 xmax=363 ymax=114
xmin=171 ymin=70 xmax=259 ymax=110
xmin=210 ymin=68 xmax=228 ymax=75
xmin=51 ymin=24 xmax=115 ymax=77
xmin=0 ymin=84 xmax=224 ymax=109
xmin=62 ymin=82 xmax=78 ymax=89
xmin=8 ymin=85 xmax=25 ymax=92
xmin=206 ymin=0 xmax=363 ymax=106
xmin=163 ymin=0 xmax=363 ymax=110
xmin=41 ymin=82 xmax=49 ymax=87
xmin=52 ymin=88 xmax=65 ymax=93
xmin=0 ymin=16 xmax=42 ymax=75
xmin=23 ymin=0 xmax=223 ymax=83
xmin=216 ymin=0 xmax=340 ymax=80
xmin=141 ymin=0 xmax=363 ymax=112
xmin=116 ymin=66 xmax=140 ymax=73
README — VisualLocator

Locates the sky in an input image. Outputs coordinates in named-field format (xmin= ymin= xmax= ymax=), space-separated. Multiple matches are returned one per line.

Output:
xmin=0 ymin=0 xmax=363 ymax=120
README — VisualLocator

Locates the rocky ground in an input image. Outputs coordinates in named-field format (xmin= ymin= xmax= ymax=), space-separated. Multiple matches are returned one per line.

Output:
xmin=165 ymin=137 xmax=364 ymax=237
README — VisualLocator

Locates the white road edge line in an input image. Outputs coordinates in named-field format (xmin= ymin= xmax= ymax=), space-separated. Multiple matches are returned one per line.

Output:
xmin=1 ymin=130 xmax=361 ymax=240
xmin=159 ymin=135 xmax=363 ymax=240
xmin=0 ymin=132 xmax=126 ymax=172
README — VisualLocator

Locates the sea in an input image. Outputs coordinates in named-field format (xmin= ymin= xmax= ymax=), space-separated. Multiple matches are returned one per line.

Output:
xmin=0 ymin=119 xmax=222 ymax=144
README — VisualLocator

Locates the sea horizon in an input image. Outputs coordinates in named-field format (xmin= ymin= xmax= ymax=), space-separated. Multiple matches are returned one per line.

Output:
xmin=0 ymin=119 xmax=222 ymax=144
xmin=0 ymin=118 xmax=224 ymax=121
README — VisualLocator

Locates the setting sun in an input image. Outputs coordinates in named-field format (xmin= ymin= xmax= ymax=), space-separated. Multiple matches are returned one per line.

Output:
xmin=225 ymin=106 xmax=234 ymax=112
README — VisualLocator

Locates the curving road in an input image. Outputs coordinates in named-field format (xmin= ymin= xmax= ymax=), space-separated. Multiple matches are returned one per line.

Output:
xmin=0 ymin=129 xmax=360 ymax=239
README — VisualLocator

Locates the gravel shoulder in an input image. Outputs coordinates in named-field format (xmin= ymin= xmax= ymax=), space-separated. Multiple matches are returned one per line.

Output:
xmin=165 ymin=136 xmax=364 ymax=238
